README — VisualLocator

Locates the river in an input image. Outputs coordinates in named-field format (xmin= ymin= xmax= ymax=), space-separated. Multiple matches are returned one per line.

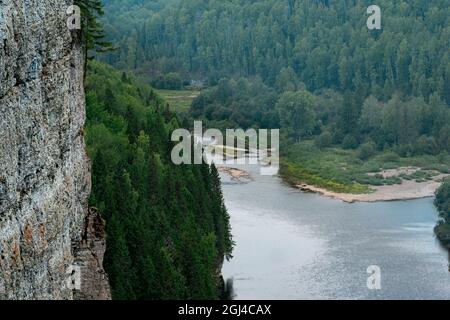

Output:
xmin=220 ymin=162 xmax=450 ymax=300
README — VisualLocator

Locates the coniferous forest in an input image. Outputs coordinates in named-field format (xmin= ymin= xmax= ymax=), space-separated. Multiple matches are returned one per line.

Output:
xmin=85 ymin=61 xmax=233 ymax=299
xmin=74 ymin=0 xmax=234 ymax=300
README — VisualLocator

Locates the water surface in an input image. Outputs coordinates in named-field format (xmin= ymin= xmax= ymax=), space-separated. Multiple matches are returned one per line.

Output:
xmin=221 ymin=164 xmax=450 ymax=299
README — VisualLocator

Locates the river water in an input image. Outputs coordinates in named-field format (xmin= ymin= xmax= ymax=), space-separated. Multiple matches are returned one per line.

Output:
xmin=220 ymin=162 xmax=450 ymax=300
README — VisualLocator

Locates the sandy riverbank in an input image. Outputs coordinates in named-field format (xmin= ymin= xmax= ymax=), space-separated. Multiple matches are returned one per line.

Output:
xmin=296 ymin=168 xmax=449 ymax=203
xmin=296 ymin=178 xmax=445 ymax=203
xmin=218 ymin=166 xmax=253 ymax=182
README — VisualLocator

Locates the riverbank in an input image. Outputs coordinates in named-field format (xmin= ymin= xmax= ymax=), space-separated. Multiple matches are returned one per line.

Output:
xmin=280 ymin=141 xmax=450 ymax=202
xmin=218 ymin=166 xmax=253 ymax=183
xmin=296 ymin=176 xmax=446 ymax=203
xmin=294 ymin=166 xmax=449 ymax=203
xmin=220 ymin=164 xmax=448 ymax=203
xmin=292 ymin=166 xmax=448 ymax=203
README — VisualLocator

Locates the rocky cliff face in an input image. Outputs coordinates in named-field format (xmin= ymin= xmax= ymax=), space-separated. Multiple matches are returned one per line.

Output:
xmin=73 ymin=208 xmax=111 ymax=300
xmin=0 ymin=0 xmax=109 ymax=299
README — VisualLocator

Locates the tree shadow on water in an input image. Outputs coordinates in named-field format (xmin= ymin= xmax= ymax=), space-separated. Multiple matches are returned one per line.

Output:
xmin=221 ymin=278 xmax=236 ymax=300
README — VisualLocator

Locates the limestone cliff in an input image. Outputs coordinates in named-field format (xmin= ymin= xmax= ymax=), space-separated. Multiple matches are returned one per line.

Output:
xmin=0 ymin=0 xmax=110 ymax=299
xmin=73 ymin=208 xmax=111 ymax=300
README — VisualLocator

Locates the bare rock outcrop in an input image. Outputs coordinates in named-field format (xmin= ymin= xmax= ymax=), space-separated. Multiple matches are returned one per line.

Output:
xmin=73 ymin=208 xmax=111 ymax=300
xmin=0 ymin=0 xmax=110 ymax=299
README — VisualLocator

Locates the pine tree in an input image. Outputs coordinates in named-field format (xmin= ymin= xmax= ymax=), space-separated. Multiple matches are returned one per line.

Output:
xmin=75 ymin=0 xmax=114 ymax=80
xmin=210 ymin=164 xmax=234 ymax=261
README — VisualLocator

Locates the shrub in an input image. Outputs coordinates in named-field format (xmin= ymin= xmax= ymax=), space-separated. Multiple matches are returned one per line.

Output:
xmin=394 ymin=144 xmax=413 ymax=157
xmin=358 ymin=142 xmax=376 ymax=160
xmin=378 ymin=151 xmax=400 ymax=163
xmin=342 ymin=135 xmax=358 ymax=150
xmin=152 ymin=73 xmax=183 ymax=90
xmin=415 ymin=135 xmax=438 ymax=155
xmin=315 ymin=131 xmax=332 ymax=148
xmin=435 ymin=180 xmax=450 ymax=221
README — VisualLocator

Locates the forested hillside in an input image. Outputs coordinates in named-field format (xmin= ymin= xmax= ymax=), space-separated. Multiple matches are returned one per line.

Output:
xmin=100 ymin=0 xmax=450 ymax=165
xmin=102 ymin=0 xmax=450 ymax=105
xmin=85 ymin=61 xmax=233 ymax=299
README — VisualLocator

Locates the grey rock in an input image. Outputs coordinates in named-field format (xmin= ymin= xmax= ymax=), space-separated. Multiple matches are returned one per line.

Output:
xmin=73 ymin=208 xmax=111 ymax=300
xmin=0 ymin=0 xmax=110 ymax=299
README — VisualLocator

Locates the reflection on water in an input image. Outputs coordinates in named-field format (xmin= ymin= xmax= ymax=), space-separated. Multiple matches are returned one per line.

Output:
xmin=220 ymin=163 xmax=450 ymax=300
xmin=221 ymin=278 xmax=236 ymax=301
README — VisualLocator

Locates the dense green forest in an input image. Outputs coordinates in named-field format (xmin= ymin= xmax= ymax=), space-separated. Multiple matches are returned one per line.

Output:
xmin=435 ymin=181 xmax=450 ymax=247
xmin=102 ymin=0 xmax=450 ymax=105
xmin=84 ymin=61 xmax=233 ymax=299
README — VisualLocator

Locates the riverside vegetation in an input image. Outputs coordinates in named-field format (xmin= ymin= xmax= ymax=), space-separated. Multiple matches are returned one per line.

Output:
xmin=435 ymin=181 xmax=450 ymax=247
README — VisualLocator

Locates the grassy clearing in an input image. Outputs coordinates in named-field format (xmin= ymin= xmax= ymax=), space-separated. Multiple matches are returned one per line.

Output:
xmin=156 ymin=89 xmax=200 ymax=113
xmin=280 ymin=159 xmax=373 ymax=194
xmin=281 ymin=140 xmax=450 ymax=194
